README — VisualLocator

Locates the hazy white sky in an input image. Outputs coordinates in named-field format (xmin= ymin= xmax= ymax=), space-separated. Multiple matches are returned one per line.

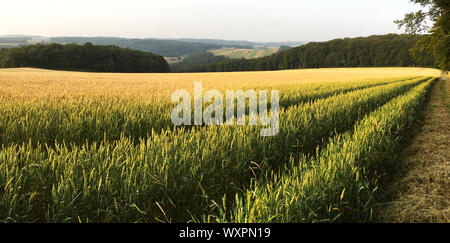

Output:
xmin=1 ymin=0 xmax=423 ymax=42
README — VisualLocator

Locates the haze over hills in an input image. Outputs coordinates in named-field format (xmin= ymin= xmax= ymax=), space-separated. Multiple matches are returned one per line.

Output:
xmin=175 ymin=38 xmax=306 ymax=48
xmin=0 ymin=35 xmax=307 ymax=57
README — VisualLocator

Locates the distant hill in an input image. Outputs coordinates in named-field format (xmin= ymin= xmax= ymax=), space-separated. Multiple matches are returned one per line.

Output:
xmin=177 ymin=38 xmax=306 ymax=48
xmin=0 ymin=43 xmax=171 ymax=73
xmin=0 ymin=35 xmax=307 ymax=58
xmin=179 ymin=34 xmax=436 ymax=72
xmin=176 ymin=38 xmax=255 ymax=48
xmin=49 ymin=37 xmax=226 ymax=58
xmin=0 ymin=37 xmax=31 ymax=43
xmin=278 ymin=45 xmax=292 ymax=52
xmin=208 ymin=47 xmax=280 ymax=59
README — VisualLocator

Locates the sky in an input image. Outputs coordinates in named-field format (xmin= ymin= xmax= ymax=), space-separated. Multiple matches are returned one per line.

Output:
xmin=1 ymin=0 xmax=424 ymax=42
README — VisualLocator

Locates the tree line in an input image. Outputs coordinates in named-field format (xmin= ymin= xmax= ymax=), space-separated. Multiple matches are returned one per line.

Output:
xmin=0 ymin=42 xmax=171 ymax=73
xmin=176 ymin=34 xmax=436 ymax=72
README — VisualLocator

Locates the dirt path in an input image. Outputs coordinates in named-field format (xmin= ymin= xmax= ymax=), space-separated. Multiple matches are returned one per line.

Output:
xmin=380 ymin=77 xmax=450 ymax=223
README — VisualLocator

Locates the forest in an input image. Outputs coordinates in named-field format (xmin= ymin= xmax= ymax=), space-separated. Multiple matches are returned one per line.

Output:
xmin=177 ymin=34 xmax=436 ymax=72
xmin=0 ymin=42 xmax=171 ymax=73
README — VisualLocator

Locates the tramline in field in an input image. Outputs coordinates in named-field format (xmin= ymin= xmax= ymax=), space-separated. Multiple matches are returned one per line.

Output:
xmin=217 ymin=78 xmax=437 ymax=223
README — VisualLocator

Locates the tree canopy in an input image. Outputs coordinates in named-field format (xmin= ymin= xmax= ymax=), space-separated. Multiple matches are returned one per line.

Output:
xmin=177 ymin=34 xmax=435 ymax=73
xmin=395 ymin=0 xmax=449 ymax=73
xmin=0 ymin=43 xmax=171 ymax=73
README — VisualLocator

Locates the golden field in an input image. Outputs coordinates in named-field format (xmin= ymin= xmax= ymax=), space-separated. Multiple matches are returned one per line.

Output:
xmin=0 ymin=67 xmax=440 ymax=100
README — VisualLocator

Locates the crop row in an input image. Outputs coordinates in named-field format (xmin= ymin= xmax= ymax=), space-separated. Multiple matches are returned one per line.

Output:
xmin=208 ymin=78 xmax=436 ymax=223
xmin=277 ymin=75 xmax=417 ymax=106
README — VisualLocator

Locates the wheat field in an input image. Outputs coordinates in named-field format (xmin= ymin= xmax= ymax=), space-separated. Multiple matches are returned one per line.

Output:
xmin=0 ymin=67 xmax=440 ymax=99
xmin=0 ymin=67 xmax=441 ymax=222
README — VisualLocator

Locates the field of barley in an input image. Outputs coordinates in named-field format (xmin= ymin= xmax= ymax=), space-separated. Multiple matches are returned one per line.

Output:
xmin=0 ymin=67 xmax=441 ymax=223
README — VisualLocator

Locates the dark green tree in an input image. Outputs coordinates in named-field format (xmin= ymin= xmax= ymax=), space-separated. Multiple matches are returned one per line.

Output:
xmin=395 ymin=0 xmax=449 ymax=75
xmin=0 ymin=43 xmax=171 ymax=73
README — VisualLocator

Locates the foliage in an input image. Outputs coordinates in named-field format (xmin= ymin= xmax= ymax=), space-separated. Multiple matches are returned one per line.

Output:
xmin=395 ymin=0 xmax=449 ymax=72
xmin=181 ymin=34 xmax=435 ymax=72
xmin=0 ymin=43 xmax=171 ymax=73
